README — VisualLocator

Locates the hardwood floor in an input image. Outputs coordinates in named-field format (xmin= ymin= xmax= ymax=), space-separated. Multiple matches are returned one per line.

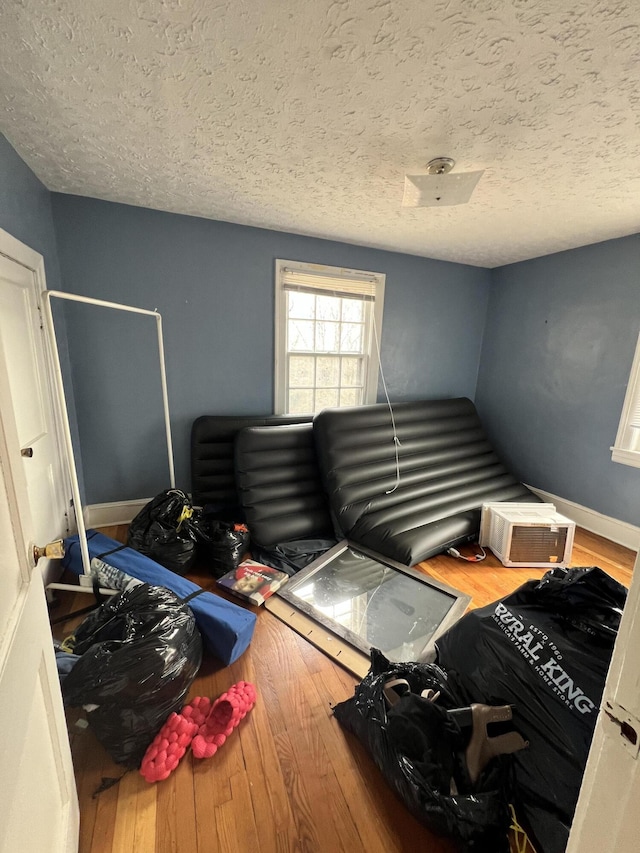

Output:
xmin=50 ymin=527 xmax=635 ymax=853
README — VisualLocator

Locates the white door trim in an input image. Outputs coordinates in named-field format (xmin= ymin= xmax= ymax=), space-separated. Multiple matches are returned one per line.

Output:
xmin=0 ymin=227 xmax=73 ymax=541
xmin=566 ymin=549 xmax=640 ymax=851
xmin=0 ymin=227 xmax=43 ymax=272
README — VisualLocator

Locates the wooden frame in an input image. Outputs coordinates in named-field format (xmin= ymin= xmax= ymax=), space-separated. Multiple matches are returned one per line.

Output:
xmin=266 ymin=539 xmax=471 ymax=677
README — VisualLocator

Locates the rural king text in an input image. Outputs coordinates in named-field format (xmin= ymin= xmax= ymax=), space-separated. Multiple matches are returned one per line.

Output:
xmin=493 ymin=602 xmax=596 ymax=715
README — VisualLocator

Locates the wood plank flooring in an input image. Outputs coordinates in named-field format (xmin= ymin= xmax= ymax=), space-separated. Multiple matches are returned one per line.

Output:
xmin=50 ymin=526 xmax=635 ymax=853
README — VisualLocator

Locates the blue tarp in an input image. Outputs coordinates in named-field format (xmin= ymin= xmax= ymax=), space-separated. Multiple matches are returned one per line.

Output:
xmin=62 ymin=530 xmax=256 ymax=666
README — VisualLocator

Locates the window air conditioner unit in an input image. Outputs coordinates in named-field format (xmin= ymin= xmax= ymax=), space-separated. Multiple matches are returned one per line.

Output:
xmin=479 ymin=503 xmax=575 ymax=568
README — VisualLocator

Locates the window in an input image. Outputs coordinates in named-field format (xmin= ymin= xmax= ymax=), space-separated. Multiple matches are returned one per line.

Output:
xmin=611 ymin=330 xmax=640 ymax=468
xmin=274 ymin=260 xmax=385 ymax=415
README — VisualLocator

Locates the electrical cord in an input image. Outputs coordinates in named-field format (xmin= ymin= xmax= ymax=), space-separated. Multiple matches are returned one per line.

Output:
xmin=372 ymin=311 xmax=402 ymax=494
xmin=446 ymin=545 xmax=487 ymax=563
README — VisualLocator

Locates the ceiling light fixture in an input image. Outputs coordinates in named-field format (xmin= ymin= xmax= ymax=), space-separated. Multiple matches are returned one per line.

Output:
xmin=402 ymin=156 xmax=484 ymax=208
xmin=425 ymin=157 xmax=455 ymax=175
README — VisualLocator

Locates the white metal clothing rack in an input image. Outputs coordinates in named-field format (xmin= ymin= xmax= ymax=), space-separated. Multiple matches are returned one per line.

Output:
xmin=43 ymin=290 xmax=175 ymax=589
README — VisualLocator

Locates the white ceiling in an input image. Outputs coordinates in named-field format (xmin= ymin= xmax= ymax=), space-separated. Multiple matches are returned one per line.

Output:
xmin=1 ymin=0 xmax=640 ymax=268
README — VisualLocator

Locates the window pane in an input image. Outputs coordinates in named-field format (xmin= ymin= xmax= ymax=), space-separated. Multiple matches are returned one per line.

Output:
xmin=316 ymin=320 xmax=338 ymax=351
xmin=316 ymin=356 xmax=339 ymax=387
xmin=340 ymin=323 xmax=364 ymax=353
xmin=341 ymin=357 xmax=363 ymax=386
xmin=289 ymin=355 xmax=315 ymax=388
xmin=288 ymin=292 xmax=315 ymax=319
xmin=340 ymin=388 xmax=360 ymax=407
xmin=289 ymin=388 xmax=314 ymax=413
xmin=276 ymin=261 xmax=384 ymax=415
xmin=289 ymin=319 xmax=315 ymax=351
xmin=342 ymin=299 xmax=364 ymax=321
xmin=316 ymin=295 xmax=340 ymax=321
xmin=316 ymin=388 xmax=339 ymax=410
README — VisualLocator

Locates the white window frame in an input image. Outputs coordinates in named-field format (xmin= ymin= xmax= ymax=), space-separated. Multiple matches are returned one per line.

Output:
xmin=611 ymin=330 xmax=640 ymax=468
xmin=274 ymin=259 xmax=385 ymax=415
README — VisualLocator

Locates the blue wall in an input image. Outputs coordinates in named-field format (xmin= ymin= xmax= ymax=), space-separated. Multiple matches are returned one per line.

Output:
xmin=51 ymin=194 xmax=491 ymax=503
xmin=475 ymin=236 xmax=640 ymax=527
xmin=0 ymin=134 xmax=61 ymax=289
xmin=4 ymin=131 xmax=638 ymax=528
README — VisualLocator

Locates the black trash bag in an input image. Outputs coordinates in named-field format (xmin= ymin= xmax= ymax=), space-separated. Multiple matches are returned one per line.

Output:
xmin=127 ymin=488 xmax=198 ymax=575
xmin=192 ymin=516 xmax=250 ymax=578
xmin=436 ymin=566 xmax=627 ymax=853
xmin=62 ymin=583 xmax=202 ymax=768
xmin=333 ymin=649 xmax=514 ymax=852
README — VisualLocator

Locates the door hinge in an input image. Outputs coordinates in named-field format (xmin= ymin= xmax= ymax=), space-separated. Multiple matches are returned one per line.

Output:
xmin=603 ymin=698 xmax=640 ymax=759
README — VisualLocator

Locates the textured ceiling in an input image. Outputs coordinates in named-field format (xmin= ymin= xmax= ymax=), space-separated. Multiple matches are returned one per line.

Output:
xmin=1 ymin=0 xmax=640 ymax=268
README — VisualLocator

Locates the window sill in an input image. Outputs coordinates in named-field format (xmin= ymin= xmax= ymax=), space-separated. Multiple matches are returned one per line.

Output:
xmin=611 ymin=447 xmax=640 ymax=469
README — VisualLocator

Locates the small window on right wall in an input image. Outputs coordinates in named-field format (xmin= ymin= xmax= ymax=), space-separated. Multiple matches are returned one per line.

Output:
xmin=612 ymin=330 xmax=640 ymax=468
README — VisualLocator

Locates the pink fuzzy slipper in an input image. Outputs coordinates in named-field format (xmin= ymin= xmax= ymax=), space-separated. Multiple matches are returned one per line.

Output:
xmin=191 ymin=681 xmax=256 ymax=760
xmin=180 ymin=695 xmax=212 ymax=729
xmin=139 ymin=695 xmax=212 ymax=783
xmin=139 ymin=712 xmax=198 ymax=782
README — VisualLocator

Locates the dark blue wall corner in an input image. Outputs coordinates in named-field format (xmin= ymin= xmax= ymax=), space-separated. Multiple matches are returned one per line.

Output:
xmin=476 ymin=235 xmax=640 ymax=527
xmin=50 ymin=194 xmax=491 ymax=503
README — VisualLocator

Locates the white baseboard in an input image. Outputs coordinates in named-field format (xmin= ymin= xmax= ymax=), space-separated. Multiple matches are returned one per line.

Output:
xmin=84 ymin=490 xmax=640 ymax=553
xmin=83 ymin=498 xmax=151 ymax=528
xmin=527 ymin=486 xmax=640 ymax=552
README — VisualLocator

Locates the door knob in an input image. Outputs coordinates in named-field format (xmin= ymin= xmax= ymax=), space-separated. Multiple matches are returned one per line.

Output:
xmin=21 ymin=447 xmax=33 ymax=457
xmin=33 ymin=539 xmax=65 ymax=563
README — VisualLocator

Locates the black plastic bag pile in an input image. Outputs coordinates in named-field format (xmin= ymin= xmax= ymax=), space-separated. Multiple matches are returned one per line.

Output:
xmin=127 ymin=489 xmax=251 ymax=577
xmin=127 ymin=488 xmax=199 ymax=575
xmin=333 ymin=649 xmax=515 ymax=852
xmin=62 ymin=583 xmax=202 ymax=767
xmin=436 ymin=566 xmax=627 ymax=853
